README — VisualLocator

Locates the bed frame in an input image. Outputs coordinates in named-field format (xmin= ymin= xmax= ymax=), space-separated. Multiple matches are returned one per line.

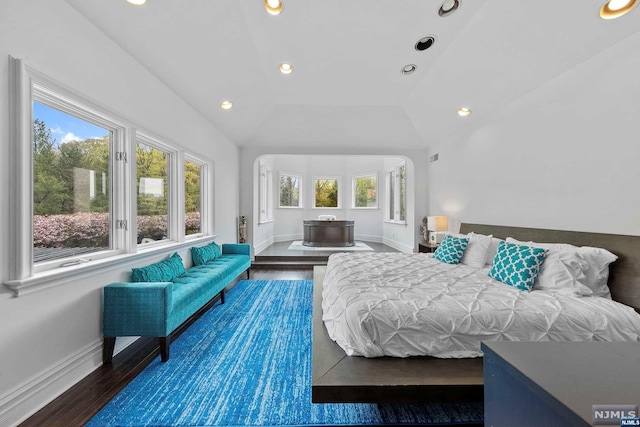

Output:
xmin=311 ymin=223 xmax=640 ymax=403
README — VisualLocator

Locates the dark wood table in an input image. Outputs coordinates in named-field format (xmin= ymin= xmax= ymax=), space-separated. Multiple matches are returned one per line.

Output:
xmin=483 ymin=341 xmax=640 ymax=427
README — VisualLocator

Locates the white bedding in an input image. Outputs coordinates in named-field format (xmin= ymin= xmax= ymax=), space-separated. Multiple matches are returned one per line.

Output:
xmin=322 ymin=252 xmax=640 ymax=358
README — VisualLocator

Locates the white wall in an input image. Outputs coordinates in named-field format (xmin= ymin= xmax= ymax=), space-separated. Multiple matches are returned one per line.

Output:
xmin=427 ymin=30 xmax=640 ymax=236
xmin=250 ymin=154 xmax=425 ymax=253
xmin=0 ymin=1 xmax=240 ymax=425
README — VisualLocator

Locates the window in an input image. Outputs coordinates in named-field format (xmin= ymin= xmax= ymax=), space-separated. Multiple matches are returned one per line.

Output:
xmin=136 ymin=139 xmax=170 ymax=245
xmin=279 ymin=173 xmax=302 ymax=208
xmin=259 ymin=160 xmax=273 ymax=222
xmin=7 ymin=57 xmax=215 ymax=293
xmin=184 ymin=159 xmax=203 ymax=236
xmin=387 ymin=164 xmax=406 ymax=223
xmin=352 ymin=174 xmax=377 ymax=208
xmin=313 ymin=177 xmax=341 ymax=208
xmin=32 ymin=100 xmax=118 ymax=269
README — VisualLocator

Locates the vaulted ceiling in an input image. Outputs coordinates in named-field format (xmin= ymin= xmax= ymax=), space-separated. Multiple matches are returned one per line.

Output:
xmin=65 ymin=0 xmax=640 ymax=149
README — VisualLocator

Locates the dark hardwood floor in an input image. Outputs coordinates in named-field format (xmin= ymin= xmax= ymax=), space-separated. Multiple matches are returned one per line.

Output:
xmin=21 ymin=241 xmax=398 ymax=426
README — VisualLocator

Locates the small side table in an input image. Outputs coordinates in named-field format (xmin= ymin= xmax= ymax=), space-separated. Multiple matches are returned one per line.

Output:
xmin=418 ymin=241 xmax=438 ymax=253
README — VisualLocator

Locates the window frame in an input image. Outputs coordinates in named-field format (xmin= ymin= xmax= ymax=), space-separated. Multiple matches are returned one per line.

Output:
xmin=259 ymin=160 xmax=273 ymax=223
xmin=6 ymin=57 xmax=216 ymax=296
xmin=312 ymin=176 xmax=342 ymax=209
xmin=351 ymin=173 xmax=378 ymax=209
xmin=278 ymin=171 xmax=303 ymax=209
xmin=134 ymin=133 xmax=177 ymax=248
xmin=386 ymin=164 xmax=406 ymax=224
xmin=183 ymin=153 xmax=210 ymax=240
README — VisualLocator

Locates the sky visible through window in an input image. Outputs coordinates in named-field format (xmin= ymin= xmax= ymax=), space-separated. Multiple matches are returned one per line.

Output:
xmin=33 ymin=101 xmax=108 ymax=144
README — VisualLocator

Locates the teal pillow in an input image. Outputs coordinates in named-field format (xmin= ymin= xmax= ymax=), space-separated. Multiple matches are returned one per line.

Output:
xmin=131 ymin=253 xmax=185 ymax=282
xmin=433 ymin=234 xmax=469 ymax=265
xmin=191 ymin=242 xmax=221 ymax=266
xmin=489 ymin=241 xmax=546 ymax=291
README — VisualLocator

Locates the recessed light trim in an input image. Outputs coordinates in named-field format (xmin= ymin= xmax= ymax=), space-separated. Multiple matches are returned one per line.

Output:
xmin=401 ymin=64 xmax=417 ymax=75
xmin=600 ymin=0 xmax=637 ymax=19
xmin=279 ymin=63 xmax=293 ymax=74
xmin=457 ymin=107 xmax=471 ymax=117
xmin=220 ymin=101 xmax=233 ymax=110
xmin=126 ymin=0 xmax=147 ymax=5
xmin=438 ymin=0 xmax=460 ymax=17
xmin=264 ymin=0 xmax=283 ymax=15
xmin=415 ymin=36 xmax=436 ymax=52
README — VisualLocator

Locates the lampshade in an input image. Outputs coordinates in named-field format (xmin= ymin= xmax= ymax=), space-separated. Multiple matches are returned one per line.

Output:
xmin=427 ymin=216 xmax=448 ymax=232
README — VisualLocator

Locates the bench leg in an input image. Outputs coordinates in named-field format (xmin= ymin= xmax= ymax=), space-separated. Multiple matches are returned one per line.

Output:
xmin=159 ymin=336 xmax=170 ymax=362
xmin=247 ymin=269 xmax=250 ymax=280
xmin=220 ymin=288 xmax=226 ymax=304
xmin=103 ymin=337 xmax=116 ymax=365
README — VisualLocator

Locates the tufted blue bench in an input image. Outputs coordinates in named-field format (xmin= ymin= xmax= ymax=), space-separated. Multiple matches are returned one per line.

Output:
xmin=102 ymin=243 xmax=251 ymax=363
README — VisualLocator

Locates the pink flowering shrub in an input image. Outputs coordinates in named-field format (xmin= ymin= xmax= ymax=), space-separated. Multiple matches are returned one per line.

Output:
xmin=33 ymin=211 xmax=202 ymax=247
xmin=33 ymin=212 xmax=109 ymax=248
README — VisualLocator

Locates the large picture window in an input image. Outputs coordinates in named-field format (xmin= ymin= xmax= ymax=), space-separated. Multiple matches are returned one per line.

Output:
xmin=279 ymin=173 xmax=302 ymax=208
xmin=314 ymin=177 xmax=341 ymax=208
xmin=7 ymin=58 xmax=215 ymax=293
xmin=32 ymin=101 xmax=113 ymax=264
xmin=352 ymin=174 xmax=377 ymax=208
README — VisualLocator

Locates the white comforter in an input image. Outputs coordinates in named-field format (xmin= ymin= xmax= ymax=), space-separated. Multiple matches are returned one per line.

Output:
xmin=322 ymin=252 xmax=640 ymax=358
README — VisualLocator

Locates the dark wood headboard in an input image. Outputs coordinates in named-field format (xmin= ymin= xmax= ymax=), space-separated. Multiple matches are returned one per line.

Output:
xmin=460 ymin=223 xmax=640 ymax=313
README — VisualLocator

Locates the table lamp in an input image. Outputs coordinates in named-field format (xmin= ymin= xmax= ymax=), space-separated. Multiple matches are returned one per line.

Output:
xmin=427 ymin=216 xmax=449 ymax=244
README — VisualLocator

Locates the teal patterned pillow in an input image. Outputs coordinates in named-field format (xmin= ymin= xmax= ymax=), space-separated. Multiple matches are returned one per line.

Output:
xmin=489 ymin=241 xmax=546 ymax=291
xmin=433 ymin=234 xmax=469 ymax=265
xmin=191 ymin=242 xmax=221 ymax=266
xmin=132 ymin=253 xmax=185 ymax=282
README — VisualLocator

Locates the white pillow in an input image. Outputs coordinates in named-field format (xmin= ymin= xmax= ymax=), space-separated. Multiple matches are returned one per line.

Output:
xmin=482 ymin=235 xmax=504 ymax=266
xmin=505 ymin=237 xmax=617 ymax=298
xmin=455 ymin=233 xmax=493 ymax=268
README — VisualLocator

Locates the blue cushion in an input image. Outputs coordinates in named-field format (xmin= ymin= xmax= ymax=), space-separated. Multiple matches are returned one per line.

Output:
xmin=191 ymin=242 xmax=221 ymax=266
xmin=131 ymin=252 xmax=185 ymax=283
xmin=433 ymin=234 xmax=469 ymax=265
xmin=489 ymin=241 xmax=546 ymax=291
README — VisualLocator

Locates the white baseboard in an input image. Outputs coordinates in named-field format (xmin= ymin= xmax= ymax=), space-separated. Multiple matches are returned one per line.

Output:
xmin=354 ymin=234 xmax=382 ymax=243
xmin=382 ymin=237 xmax=414 ymax=253
xmin=274 ymin=234 xmax=302 ymax=242
xmin=0 ymin=340 xmax=103 ymax=427
xmin=253 ymin=236 xmax=274 ymax=255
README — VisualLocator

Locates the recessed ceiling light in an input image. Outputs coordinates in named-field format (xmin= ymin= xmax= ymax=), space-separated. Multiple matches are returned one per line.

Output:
xmin=125 ymin=0 xmax=147 ymax=5
xmin=264 ymin=0 xmax=283 ymax=15
xmin=220 ymin=101 xmax=233 ymax=110
xmin=457 ymin=107 xmax=471 ymax=117
xmin=401 ymin=64 xmax=417 ymax=75
xmin=600 ymin=0 xmax=637 ymax=19
xmin=415 ymin=36 xmax=436 ymax=52
xmin=438 ymin=0 xmax=460 ymax=17
xmin=279 ymin=63 xmax=293 ymax=74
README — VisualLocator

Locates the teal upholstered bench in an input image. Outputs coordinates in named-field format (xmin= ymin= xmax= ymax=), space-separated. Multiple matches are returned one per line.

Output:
xmin=102 ymin=243 xmax=251 ymax=363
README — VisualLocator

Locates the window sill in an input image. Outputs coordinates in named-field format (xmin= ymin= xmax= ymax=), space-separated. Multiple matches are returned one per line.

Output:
xmin=258 ymin=220 xmax=274 ymax=225
xmin=4 ymin=235 xmax=217 ymax=297
xmin=384 ymin=220 xmax=407 ymax=226
xmin=350 ymin=207 xmax=379 ymax=210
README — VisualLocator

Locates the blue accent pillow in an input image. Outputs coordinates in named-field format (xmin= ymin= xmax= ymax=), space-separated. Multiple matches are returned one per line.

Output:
xmin=191 ymin=242 xmax=221 ymax=266
xmin=132 ymin=252 xmax=185 ymax=282
xmin=433 ymin=234 xmax=469 ymax=265
xmin=489 ymin=241 xmax=546 ymax=291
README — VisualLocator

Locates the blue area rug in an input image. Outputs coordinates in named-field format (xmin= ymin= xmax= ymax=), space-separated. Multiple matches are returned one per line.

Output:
xmin=88 ymin=280 xmax=483 ymax=426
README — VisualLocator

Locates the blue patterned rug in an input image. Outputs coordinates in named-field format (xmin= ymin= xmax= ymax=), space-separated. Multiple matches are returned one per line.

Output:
xmin=88 ymin=280 xmax=483 ymax=426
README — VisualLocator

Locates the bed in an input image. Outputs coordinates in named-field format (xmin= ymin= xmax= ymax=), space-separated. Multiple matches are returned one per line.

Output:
xmin=311 ymin=223 xmax=640 ymax=403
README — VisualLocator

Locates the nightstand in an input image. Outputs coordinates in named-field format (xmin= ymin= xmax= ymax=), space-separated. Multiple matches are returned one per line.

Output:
xmin=418 ymin=241 xmax=438 ymax=253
